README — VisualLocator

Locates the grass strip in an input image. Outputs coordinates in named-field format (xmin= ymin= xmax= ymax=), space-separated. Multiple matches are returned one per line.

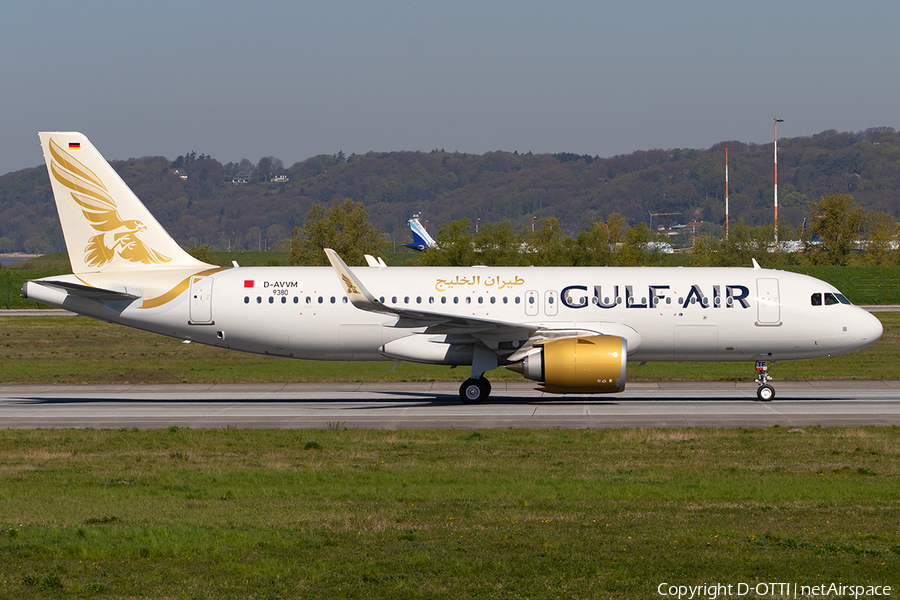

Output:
xmin=0 ymin=427 xmax=897 ymax=599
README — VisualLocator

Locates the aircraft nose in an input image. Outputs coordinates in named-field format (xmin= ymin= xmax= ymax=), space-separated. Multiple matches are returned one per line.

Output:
xmin=857 ymin=309 xmax=883 ymax=348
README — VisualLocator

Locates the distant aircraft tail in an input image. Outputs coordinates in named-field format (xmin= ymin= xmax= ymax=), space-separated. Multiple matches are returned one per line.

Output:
xmin=405 ymin=217 xmax=437 ymax=251
xmin=38 ymin=132 xmax=211 ymax=275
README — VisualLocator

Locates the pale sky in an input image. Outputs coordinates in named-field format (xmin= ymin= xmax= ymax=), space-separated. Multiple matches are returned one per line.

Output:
xmin=2 ymin=0 xmax=899 ymax=174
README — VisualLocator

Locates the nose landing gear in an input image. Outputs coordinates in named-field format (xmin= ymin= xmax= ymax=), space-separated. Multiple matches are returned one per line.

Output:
xmin=755 ymin=360 xmax=775 ymax=401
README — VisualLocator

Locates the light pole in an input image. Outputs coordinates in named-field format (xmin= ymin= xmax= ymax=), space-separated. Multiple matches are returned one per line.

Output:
xmin=774 ymin=118 xmax=783 ymax=243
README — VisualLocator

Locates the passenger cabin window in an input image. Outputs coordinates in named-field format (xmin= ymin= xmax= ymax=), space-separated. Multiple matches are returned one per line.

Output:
xmin=811 ymin=293 xmax=822 ymax=306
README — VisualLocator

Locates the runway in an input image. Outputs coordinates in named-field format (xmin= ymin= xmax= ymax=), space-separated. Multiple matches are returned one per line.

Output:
xmin=1 ymin=381 xmax=899 ymax=429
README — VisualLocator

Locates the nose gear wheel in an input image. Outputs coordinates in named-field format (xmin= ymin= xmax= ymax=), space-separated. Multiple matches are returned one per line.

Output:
xmin=754 ymin=361 xmax=775 ymax=401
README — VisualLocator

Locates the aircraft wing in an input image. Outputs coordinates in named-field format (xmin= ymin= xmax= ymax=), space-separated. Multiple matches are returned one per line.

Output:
xmin=324 ymin=248 xmax=539 ymax=341
xmin=325 ymin=249 xmax=638 ymax=362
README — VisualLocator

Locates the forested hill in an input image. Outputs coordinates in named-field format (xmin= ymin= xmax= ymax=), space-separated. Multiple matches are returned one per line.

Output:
xmin=1 ymin=127 xmax=898 ymax=254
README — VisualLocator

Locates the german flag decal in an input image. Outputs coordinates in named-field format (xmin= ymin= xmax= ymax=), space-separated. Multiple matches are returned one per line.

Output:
xmin=68 ymin=142 xmax=81 ymax=150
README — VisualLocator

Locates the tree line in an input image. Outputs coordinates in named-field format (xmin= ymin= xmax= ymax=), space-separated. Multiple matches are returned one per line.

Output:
xmin=288 ymin=194 xmax=900 ymax=268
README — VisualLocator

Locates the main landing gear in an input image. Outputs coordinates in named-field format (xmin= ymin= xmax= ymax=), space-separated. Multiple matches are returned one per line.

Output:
xmin=755 ymin=360 xmax=775 ymax=401
xmin=459 ymin=346 xmax=498 ymax=404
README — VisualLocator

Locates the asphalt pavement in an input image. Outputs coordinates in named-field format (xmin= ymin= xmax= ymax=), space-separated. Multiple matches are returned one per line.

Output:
xmin=1 ymin=381 xmax=898 ymax=429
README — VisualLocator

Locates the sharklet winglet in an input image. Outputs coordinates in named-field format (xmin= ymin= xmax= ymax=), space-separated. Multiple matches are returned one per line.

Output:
xmin=324 ymin=248 xmax=391 ymax=313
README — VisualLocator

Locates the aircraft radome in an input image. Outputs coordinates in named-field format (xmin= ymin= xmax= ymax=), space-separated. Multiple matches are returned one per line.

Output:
xmin=24 ymin=132 xmax=883 ymax=403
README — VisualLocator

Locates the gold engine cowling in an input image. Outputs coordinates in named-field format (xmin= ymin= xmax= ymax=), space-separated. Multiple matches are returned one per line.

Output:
xmin=507 ymin=335 xmax=627 ymax=394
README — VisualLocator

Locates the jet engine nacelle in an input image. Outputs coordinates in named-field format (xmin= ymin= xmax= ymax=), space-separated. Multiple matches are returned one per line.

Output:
xmin=508 ymin=335 xmax=627 ymax=394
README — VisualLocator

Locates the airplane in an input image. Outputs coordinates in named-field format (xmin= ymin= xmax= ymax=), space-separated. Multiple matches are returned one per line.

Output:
xmin=23 ymin=132 xmax=883 ymax=404
xmin=404 ymin=215 xmax=437 ymax=251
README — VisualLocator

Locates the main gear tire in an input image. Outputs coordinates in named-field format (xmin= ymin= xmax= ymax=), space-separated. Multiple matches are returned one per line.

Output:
xmin=460 ymin=378 xmax=490 ymax=404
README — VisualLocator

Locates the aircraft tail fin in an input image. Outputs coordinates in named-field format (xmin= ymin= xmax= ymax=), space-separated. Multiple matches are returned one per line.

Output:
xmin=405 ymin=217 xmax=437 ymax=251
xmin=38 ymin=132 xmax=211 ymax=275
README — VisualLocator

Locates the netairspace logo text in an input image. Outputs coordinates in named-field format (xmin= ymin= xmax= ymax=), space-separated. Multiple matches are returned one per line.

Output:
xmin=657 ymin=582 xmax=893 ymax=599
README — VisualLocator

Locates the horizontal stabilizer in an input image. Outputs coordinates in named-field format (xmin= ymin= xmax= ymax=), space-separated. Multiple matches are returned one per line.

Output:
xmin=26 ymin=279 xmax=142 ymax=303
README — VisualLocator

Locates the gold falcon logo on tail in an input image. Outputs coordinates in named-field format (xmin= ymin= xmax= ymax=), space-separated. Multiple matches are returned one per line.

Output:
xmin=341 ymin=274 xmax=361 ymax=296
xmin=47 ymin=138 xmax=171 ymax=267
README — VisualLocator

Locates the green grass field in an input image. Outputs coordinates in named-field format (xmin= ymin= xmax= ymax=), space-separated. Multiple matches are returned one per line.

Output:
xmin=0 ymin=427 xmax=897 ymax=599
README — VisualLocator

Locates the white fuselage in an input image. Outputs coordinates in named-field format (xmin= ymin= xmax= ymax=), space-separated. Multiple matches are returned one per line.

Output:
xmin=27 ymin=264 xmax=883 ymax=365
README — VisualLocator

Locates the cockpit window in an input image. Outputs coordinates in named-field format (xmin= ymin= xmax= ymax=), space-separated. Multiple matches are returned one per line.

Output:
xmin=823 ymin=292 xmax=839 ymax=306
xmin=811 ymin=293 xmax=822 ymax=306
xmin=835 ymin=293 xmax=851 ymax=305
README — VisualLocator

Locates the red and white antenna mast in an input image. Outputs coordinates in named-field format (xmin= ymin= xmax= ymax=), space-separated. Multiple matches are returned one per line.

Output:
xmin=774 ymin=118 xmax=783 ymax=243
